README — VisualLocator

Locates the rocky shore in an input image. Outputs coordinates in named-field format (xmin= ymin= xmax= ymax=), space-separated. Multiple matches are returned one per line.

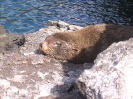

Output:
xmin=0 ymin=20 xmax=133 ymax=99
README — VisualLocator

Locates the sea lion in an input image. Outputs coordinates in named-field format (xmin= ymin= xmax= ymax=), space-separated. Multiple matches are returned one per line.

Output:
xmin=40 ymin=24 xmax=133 ymax=64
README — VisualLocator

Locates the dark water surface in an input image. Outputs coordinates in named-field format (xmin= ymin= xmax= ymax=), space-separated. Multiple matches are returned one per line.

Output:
xmin=0 ymin=0 xmax=133 ymax=34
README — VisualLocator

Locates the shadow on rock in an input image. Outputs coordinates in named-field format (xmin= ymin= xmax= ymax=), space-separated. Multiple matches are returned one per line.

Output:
xmin=50 ymin=62 xmax=93 ymax=99
xmin=50 ymin=24 xmax=133 ymax=99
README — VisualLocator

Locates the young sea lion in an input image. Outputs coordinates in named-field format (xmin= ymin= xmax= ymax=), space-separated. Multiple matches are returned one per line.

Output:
xmin=40 ymin=24 xmax=133 ymax=64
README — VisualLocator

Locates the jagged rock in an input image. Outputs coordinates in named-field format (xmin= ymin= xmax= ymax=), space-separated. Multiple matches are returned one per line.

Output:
xmin=0 ymin=20 xmax=133 ymax=99
xmin=68 ymin=25 xmax=83 ymax=31
xmin=0 ymin=25 xmax=6 ymax=38
xmin=0 ymin=21 xmax=87 ymax=99
xmin=46 ymin=20 xmax=82 ymax=31
xmin=0 ymin=34 xmax=25 ymax=53
xmin=47 ymin=20 xmax=69 ymax=28
xmin=20 ymin=20 xmax=82 ymax=55
xmin=76 ymin=38 xmax=133 ymax=99
xmin=0 ymin=26 xmax=25 ymax=53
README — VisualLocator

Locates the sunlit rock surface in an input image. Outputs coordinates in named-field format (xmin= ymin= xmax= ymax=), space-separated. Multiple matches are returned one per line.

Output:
xmin=77 ymin=38 xmax=133 ymax=99
xmin=0 ymin=20 xmax=133 ymax=99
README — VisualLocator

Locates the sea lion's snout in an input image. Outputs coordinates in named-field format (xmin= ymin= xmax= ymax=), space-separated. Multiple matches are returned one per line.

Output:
xmin=39 ymin=41 xmax=49 ymax=54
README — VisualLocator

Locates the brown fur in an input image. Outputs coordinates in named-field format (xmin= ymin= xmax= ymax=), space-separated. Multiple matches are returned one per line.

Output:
xmin=40 ymin=24 xmax=133 ymax=64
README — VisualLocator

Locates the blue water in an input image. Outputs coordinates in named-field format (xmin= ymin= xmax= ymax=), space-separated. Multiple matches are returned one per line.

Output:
xmin=0 ymin=0 xmax=133 ymax=34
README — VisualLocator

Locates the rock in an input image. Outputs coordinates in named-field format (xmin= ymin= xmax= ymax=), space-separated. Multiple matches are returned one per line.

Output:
xmin=0 ymin=25 xmax=6 ymax=38
xmin=46 ymin=20 xmax=69 ymax=32
xmin=46 ymin=20 xmax=82 ymax=32
xmin=47 ymin=20 xmax=59 ymax=27
xmin=76 ymin=38 xmax=133 ymax=99
xmin=0 ymin=21 xmax=87 ymax=99
xmin=20 ymin=20 xmax=82 ymax=55
xmin=37 ymin=95 xmax=54 ymax=99
xmin=0 ymin=34 xmax=25 ymax=53
xmin=0 ymin=26 xmax=25 ymax=54
xmin=0 ymin=20 xmax=133 ymax=99
xmin=47 ymin=20 xmax=69 ymax=28
xmin=68 ymin=25 xmax=83 ymax=31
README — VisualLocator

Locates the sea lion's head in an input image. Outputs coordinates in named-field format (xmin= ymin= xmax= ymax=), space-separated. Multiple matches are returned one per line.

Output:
xmin=40 ymin=33 xmax=79 ymax=61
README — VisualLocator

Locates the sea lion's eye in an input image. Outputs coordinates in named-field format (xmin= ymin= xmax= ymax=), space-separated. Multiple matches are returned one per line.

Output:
xmin=54 ymin=41 xmax=61 ymax=47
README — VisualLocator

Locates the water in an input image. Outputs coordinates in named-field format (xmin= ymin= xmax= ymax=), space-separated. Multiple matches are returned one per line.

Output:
xmin=0 ymin=0 xmax=133 ymax=34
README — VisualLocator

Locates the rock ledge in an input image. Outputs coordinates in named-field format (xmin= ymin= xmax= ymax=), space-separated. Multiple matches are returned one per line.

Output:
xmin=0 ymin=20 xmax=133 ymax=99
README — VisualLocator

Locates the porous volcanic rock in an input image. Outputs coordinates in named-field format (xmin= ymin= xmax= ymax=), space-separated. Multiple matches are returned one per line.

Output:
xmin=0 ymin=26 xmax=25 ymax=54
xmin=0 ymin=20 xmax=92 ymax=99
xmin=76 ymin=38 xmax=133 ymax=99
xmin=0 ymin=25 xmax=6 ymax=38
xmin=0 ymin=20 xmax=133 ymax=99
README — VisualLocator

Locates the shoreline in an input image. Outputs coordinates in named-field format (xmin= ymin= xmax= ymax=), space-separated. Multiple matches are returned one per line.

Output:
xmin=0 ymin=20 xmax=133 ymax=99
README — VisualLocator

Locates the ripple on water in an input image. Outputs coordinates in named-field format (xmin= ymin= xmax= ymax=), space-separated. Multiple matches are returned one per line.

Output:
xmin=0 ymin=0 xmax=133 ymax=34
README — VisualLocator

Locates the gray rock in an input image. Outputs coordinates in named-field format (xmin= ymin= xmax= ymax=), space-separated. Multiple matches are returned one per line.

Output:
xmin=0 ymin=25 xmax=6 ymax=38
xmin=0 ymin=21 xmax=86 ymax=99
xmin=77 ymin=38 xmax=133 ymax=99
xmin=47 ymin=20 xmax=69 ymax=28
xmin=0 ymin=20 xmax=133 ymax=99
xmin=68 ymin=25 xmax=83 ymax=31
xmin=0 ymin=34 xmax=25 ymax=53
xmin=46 ymin=20 xmax=82 ymax=32
xmin=20 ymin=20 xmax=82 ymax=55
